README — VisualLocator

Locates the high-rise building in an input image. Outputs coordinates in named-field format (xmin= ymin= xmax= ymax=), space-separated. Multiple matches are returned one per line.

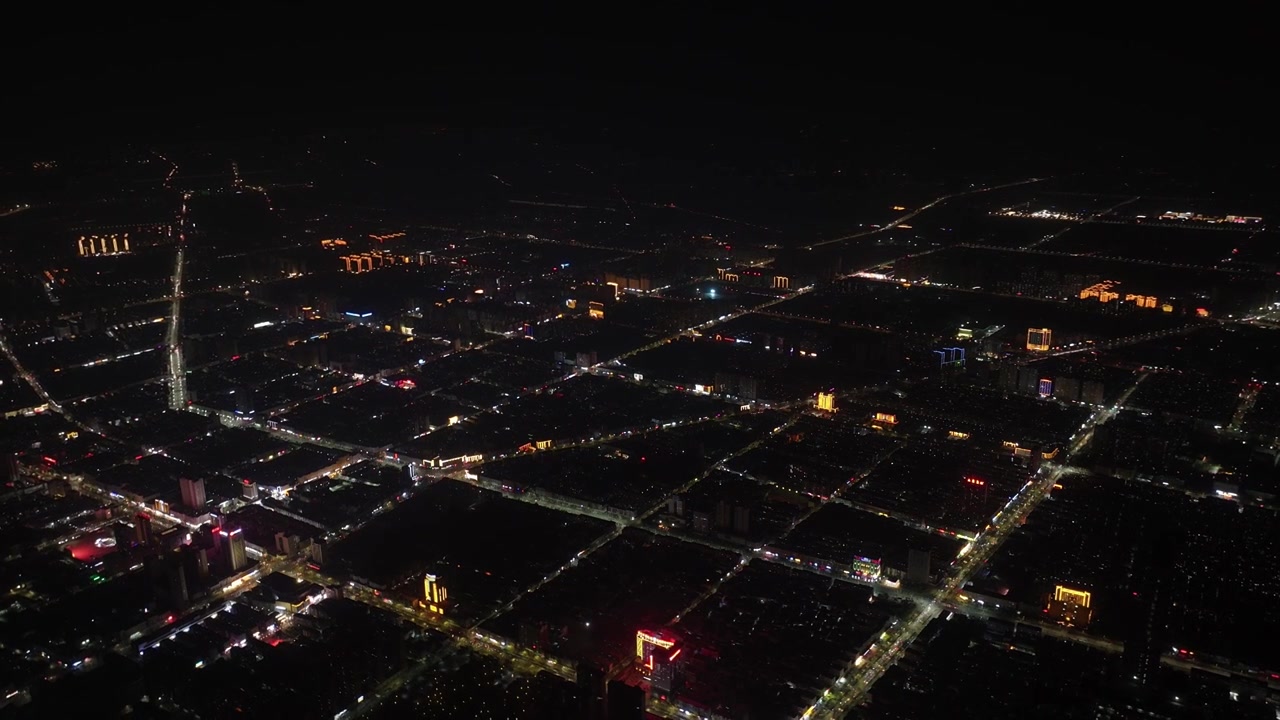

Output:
xmin=1026 ymin=327 xmax=1052 ymax=352
xmin=1081 ymin=380 xmax=1105 ymax=405
xmin=636 ymin=629 xmax=683 ymax=692
xmin=275 ymin=531 xmax=298 ymax=556
xmin=577 ymin=662 xmax=607 ymax=720
xmin=1 ymin=452 xmax=19 ymax=484
xmin=816 ymin=391 xmax=836 ymax=412
xmin=731 ymin=505 xmax=750 ymax=537
xmin=134 ymin=512 xmax=154 ymax=546
xmin=1045 ymin=585 xmax=1093 ymax=628
xmin=241 ymin=480 xmax=259 ymax=501
xmin=180 ymin=477 xmax=206 ymax=510
xmin=146 ymin=552 xmax=189 ymax=611
xmin=183 ymin=544 xmax=211 ymax=581
xmin=907 ymin=548 xmax=932 ymax=585
xmin=423 ymin=574 xmax=448 ymax=614
xmin=218 ymin=527 xmax=247 ymax=572
xmin=714 ymin=500 xmax=732 ymax=530
xmin=606 ymin=680 xmax=646 ymax=720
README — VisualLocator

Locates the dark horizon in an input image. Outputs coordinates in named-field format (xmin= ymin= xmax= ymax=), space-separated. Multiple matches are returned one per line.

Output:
xmin=6 ymin=13 xmax=1275 ymax=162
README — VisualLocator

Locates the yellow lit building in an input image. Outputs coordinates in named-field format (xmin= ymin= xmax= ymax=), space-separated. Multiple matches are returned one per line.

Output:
xmin=423 ymin=574 xmax=448 ymax=615
xmin=77 ymin=233 xmax=131 ymax=257
xmin=1080 ymin=281 xmax=1160 ymax=310
xmin=873 ymin=411 xmax=897 ymax=425
xmin=588 ymin=301 xmax=605 ymax=320
xmin=1124 ymin=293 xmax=1158 ymax=309
xmin=1026 ymin=327 xmax=1052 ymax=352
xmin=339 ymin=250 xmax=419 ymax=273
xmin=1045 ymin=585 xmax=1092 ymax=628
xmin=1079 ymin=280 xmax=1121 ymax=303
xmin=816 ymin=392 xmax=836 ymax=412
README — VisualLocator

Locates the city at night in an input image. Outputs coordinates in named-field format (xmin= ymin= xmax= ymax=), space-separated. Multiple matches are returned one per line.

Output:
xmin=1 ymin=11 xmax=1277 ymax=720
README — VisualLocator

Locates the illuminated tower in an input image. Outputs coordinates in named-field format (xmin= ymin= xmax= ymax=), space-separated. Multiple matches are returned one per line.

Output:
xmin=423 ymin=574 xmax=448 ymax=614
xmin=816 ymin=392 xmax=836 ymax=412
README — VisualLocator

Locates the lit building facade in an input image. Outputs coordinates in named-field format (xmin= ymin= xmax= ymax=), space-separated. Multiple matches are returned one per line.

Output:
xmin=423 ymin=574 xmax=448 ymax=614
xmin=816 ymin=392 xmax=836 ymax=412
xmin=77 ymin=233 xmax=131 ymax=257
xmin=339 ymin=250 xmax=421 ymax=273
xmin=636 ymin=630 xmax=683 ymax=692
xmin=717 ymin=267 xmax=796 ymax=290
xmin=1026 ymin=327 xmax=1052 ymax=352
xmin=219 ymin=527 xmax=248 ymax=572
xmin=1080 ymin=281 xmax=1162 ymax=310
xmin=604 ymin=271 xmax=652 ymax=294
xmin=1045 ymin=585 xmax=1093 ymax=628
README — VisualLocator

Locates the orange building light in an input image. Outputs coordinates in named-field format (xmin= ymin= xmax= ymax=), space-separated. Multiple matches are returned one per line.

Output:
xmin=1026 ymin=328 xmax=1052 ymax=352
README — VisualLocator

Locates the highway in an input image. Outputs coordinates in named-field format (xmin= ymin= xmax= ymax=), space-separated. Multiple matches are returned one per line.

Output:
xmin=1024 ymin=196 xmax=1140 ymax=249
xmin=802 ymin=372 xmax=1149 ymax=719
xmin=167 ymin=192 xmax=190 ymax=409
xmin=1035 ymin=322 xmax=1208 ymax=358
xmin=943 ymin=597 xmax=1274 ymax=687
xmin=954 ymin=242 xmax=1260 ymax=274
xmin=802 ymin=177 xmax=1045 ymax=250
xmin=0 ymin=329 xmax=62 ymax=415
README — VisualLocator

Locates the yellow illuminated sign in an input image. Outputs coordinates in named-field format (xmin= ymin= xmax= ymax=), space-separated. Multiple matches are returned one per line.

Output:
xmin=636 ymin=630 xmax=675 ymax=659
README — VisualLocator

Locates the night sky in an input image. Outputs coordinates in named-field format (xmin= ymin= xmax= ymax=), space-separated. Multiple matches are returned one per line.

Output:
xmin=5 ymin=9 xmax=1275 ymax=171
